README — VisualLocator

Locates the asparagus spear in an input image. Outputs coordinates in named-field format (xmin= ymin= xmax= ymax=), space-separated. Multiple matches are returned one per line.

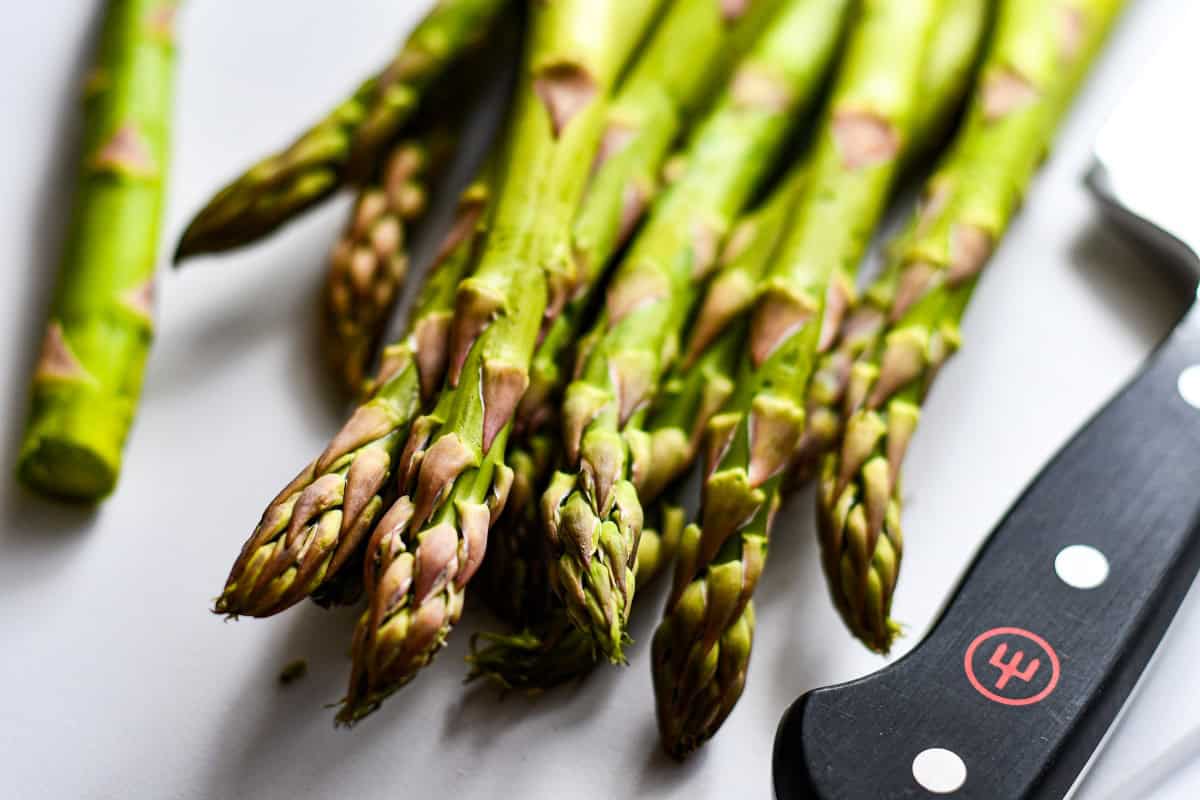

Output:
xmin=17 ymin=0 xmax=181 ymax=501
xmin=215 ymin=178 xmax=490 ymax=617
xmin=652 ymin=0 xmax=949 ymax=758
xmin=818 ymin=0 xmax=1127 ymax=653
xmin=517 ymin=0 xmax=788 ymax=434
xmin=174 ymin=0 xmax=508 ymax=260
xmin=543 ymin=0 xmax=853 ymax=665
xmin=791 ymin=0 xmax=994 ymax=483
xmin=324 ymin=134 xmax=447 ymax=395
xmin=467 ymin=504 xmax=687 ymax=692
xmin=339 ymin=0 xmax=667 ymax=724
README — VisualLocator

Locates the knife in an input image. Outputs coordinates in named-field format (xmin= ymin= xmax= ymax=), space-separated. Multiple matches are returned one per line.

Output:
xmin=773 ymin=14 xmax=1200 ymax=800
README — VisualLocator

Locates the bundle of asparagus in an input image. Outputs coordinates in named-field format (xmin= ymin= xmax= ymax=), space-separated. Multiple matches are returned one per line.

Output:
xmin=471 ymin=0 xmax=804 ymax=686
xmin=177 ymin=0 xmax=1129 ymax=758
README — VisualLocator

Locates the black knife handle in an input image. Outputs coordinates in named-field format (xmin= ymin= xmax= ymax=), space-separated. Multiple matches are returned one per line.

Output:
xmin=774 ymin=302 xmax=1200 ymax=800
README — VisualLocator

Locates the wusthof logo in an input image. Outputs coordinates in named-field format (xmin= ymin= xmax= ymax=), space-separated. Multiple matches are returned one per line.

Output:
xmin=964 ymin=627 xmax=1061 ymax=707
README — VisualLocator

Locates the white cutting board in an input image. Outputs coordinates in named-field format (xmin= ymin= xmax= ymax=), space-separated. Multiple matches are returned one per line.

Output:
xmin=0 ymin=2 xmax=1196 ymax=797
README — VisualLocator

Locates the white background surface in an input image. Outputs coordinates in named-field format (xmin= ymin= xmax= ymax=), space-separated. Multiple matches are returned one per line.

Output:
xmin=1 ymin=1 xmax=1198 ymax=798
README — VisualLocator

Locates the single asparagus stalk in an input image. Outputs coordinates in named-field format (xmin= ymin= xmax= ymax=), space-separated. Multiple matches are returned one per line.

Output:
xmin=174 ymin=0 xmax=508 ymax=260
xmin=339 ymin=0 xmax=667 ymax=724
xmin=791 ymin=0 xmax=994 ymax=484
xmin=517 ymin=0 xmax=788 ymax=434
xmin=652 ymin=0 xmax=948 ymax=758
xmin=818 ymin=0 xmax=1127 ymax=653
xmin=467 ymin=504 xmax=687 ymax=692
xmin=323 ymin=134 xmax=450 ymax=395
xmin=17 ymin=0 xmax=181 ymax=501
xmin=215 ymin=178 xmax=490 ymax=617
xmin=544 ymin=0 xmax=853 ymax=664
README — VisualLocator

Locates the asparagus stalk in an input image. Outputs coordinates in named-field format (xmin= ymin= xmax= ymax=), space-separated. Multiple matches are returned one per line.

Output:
xmin=339 ymin=0 xmax=667 ymax=724
xmin=652 ymin=0 xmax=949 ymax=758
xmin=323 ymin=132 xmax=452 ymax=395
xmin=174 ymin=0 xmax=509 ymax=260
xmin=215 ymin=178 xmax=490 ymax=617
xmin=467 ymin=504 xmax=687 ymax=692
xmin=791 ymin=0 xmax=994 ymax=483
xmin=17 ymin=0 xmax=181 ymax=501
xmin=818 ymin=0 xmax=1127 ymax=653
xmin=517 ymin=0 xmax=788 ymax=434
xmin=543 ymin=0 xmax=853 ymax=665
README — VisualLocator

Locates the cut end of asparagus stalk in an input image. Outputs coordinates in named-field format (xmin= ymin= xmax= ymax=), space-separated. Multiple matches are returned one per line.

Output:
xmin=17 ymin=433 xmax=118 ymax=502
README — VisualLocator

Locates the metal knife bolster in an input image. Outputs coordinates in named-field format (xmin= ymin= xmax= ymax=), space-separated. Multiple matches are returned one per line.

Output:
xmin=774 ymin=302 xmax=1200 ymax=800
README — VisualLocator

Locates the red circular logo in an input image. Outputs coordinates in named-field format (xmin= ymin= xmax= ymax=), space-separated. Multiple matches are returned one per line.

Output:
xmin=963 ymin=627 xmax=1060 ymax=707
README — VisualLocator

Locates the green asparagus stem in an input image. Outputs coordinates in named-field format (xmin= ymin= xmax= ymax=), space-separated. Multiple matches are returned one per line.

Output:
xmin=324 ymin=134 xmax=448 ymax=395
xmin=174 ymin=0 xmax=508 ymax=260
xmin=17 ymin=0 xmax=181 ymax=501
xmin=467 ymin=504 xmax=687 ymax=692
xmin=791 ymin=0 xmax=993 ymax=484
xmin=545 ymin=0 xmax=853 ymax=664
xmin=517 ymin=0 xmax=788 ymax=434
xmin=818 ymin=0 xmax=1127 ymax=653
xmin=652 ymin=0 xmax=948 ymax=758
xmin=215 ymin=179 xmax=490 ymax=617
xmin=339 ymin=0 xmax=667 ymax=724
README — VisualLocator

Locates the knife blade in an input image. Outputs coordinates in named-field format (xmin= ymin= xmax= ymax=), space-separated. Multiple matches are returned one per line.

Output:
xmin=773 ymin=10 xmax=1200 ymax=799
